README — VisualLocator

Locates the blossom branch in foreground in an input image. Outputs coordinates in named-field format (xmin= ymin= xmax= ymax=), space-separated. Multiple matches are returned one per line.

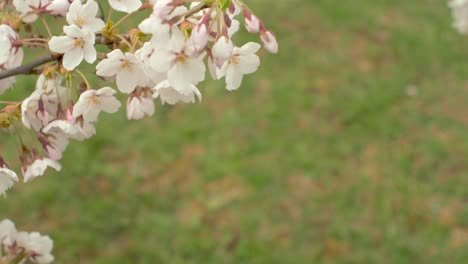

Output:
xmin=0 ymin=0 xmax=279 ymax=205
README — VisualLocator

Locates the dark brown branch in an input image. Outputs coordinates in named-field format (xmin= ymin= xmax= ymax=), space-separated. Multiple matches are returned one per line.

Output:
xmin=0 ymin=55 xmax=55 ymax=80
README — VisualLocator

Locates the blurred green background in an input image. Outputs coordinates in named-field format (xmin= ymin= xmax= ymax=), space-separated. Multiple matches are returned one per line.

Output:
xmin=2 ymin=0 xmax=468 ymax=263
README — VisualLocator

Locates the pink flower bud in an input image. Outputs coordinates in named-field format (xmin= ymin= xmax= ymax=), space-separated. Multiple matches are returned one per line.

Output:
xmin=260 ymin=29 xmax=278 ymax=54
xmin=154 ymin=0 xmax=174 ymax=19
xmin=192 ymin=22 xmax=209 ymax=51
xmin=212 ymin=36 xmax=234 ymax=68
xmin=47 ymin=0 xmax=72 ymax=16
xmin=243 ymin=11 xmax=261 ymax=33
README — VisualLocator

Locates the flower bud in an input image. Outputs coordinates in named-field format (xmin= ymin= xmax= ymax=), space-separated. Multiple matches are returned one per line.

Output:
xmin=260 ymin=29 xmax=278 ymax=54
xmin=212 ymin=36 xmax=234 ymax=68
xmin=154 ymin=0 xmax=174 ymax=19
xmin=192 ymin=21 xmax=209 ymax=51
xmin=47 ymin=0 xmax=72 ymax=16
xmin=243 ymin=10 xmax=261 ymax=33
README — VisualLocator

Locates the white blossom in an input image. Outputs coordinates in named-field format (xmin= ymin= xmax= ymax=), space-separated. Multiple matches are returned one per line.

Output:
xmin=150 ymin=27 xmax=206 ymax=93
xmin=108 ymin=0 xmax=142 ymax=13
xmin=66 ymin=0 xmax=105 ymax=32
xmin=48 ymin=0 xmax=74 ymax=16
xmin=218 ymin=42 xmax=261 ymax=91
xmin=48 ymin=25 xmax=96 ymax=70
xmin=96 ymin=50 xmax=147 ymax=93
xmin=0 ymin=166 xmax=18 ymax=196
xmin=153 ymin=80 xmax=202 ymax=105
xmin=0 ymin=219 xmax=16 ymax=246
xmin=14 ymin=231 xmax=54 ymax=264
xmin=126 ymin=88 xmax=155 ymax=120
xmin=43 ymin=119 xmax=92 ymax=141
xmin=139 ymin=6 xmax=187 ymax=43
xmin=22 ymin=158 xmax=61 ymax=182
xmin=73 ymin=87 xmax=121 ymax=122
xmin=13 ymin=0 xmax=51 ymax=23
xmin=0 ymin=25 xmax=23 ymax=94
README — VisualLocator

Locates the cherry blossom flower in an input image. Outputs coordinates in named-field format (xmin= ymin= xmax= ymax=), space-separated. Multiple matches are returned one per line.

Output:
xmin=450 ymin=0 xmax=468 ymax=34
xmin=135 ymin=42 xmax=167 ymax=87
xmin=96 ymin=50 xmax=147 ymax=93
xmin=43 ymin=119 xmax=92 ymax=141
xmin=22 ymin=157 xmax=61 ymax=182
xmin=0 ymin=25 xmax=21 ymax=66
xmin=139 ymin=6 xmax=187 ymax=43
xmin=13 ymin=0 xmax=50 ymax=23
xmin=66 ymin=0 xmax=105 ymax=32
xmin=126 ymin=88 xmax=155 ymax=120
xmin=218 ymin=42 xmax=261 ymax=91
xmin=0 ymin=158 xmax=18 ymax=196
xmin=22 ymin=90 xmax=47 ymax=131
xmin=0 ymin=219 xmax=16 ymax=246
xmin=48 ymin=25 xmax=96 ymax=70
xmin=108 ymin=0 xmax=142 ymax=13
xmin=0 ymin=25 xmax=23 ymax=94
xmin=48 ymin=0 xmax=74 ymax=16
xmin=15 ymin=231 xmax=54 ymax=264
xmin=39 ymin=133 xmax=69 ymax=161
xmin=150 ymin=27 xmax=206 ymax=93
xmin=153 ymin=80 xmax=202 ymax=105
xmin=73 ymin=87 xmax=121 ymax=122
xmin=1 ymin=220 xmax=54 ymax=264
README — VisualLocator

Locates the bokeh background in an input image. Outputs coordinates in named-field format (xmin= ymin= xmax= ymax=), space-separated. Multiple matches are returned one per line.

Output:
xmin=2 ymin=0 xmax=468 ymax=262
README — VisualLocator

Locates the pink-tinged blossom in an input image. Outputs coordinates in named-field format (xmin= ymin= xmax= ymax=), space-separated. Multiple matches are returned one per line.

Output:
xmin=96 ymin=49 xmax=147 ymax=93
xmin=66 ymin=0 xmax=105 ymax=32
xmin=73 ymin=87 xmax=121 ymax=122
xmin=22 ymin=90 xmax=47 ymax=131
xmin=0 ymin=158 xmax=18 ymax=196
xmin=153 ymin=80 xmax=201 ymax=105
xmin=126 ymin=88 xmax=155 ymax=120
xmin=0 ymin=25 xmax=23 ymax=94
xmin=135 ymin=42 xmax=167 ymax=87
xmin=13 ymin=0 xmax=51 ymax=23
xmin=138 ymin=6 xmax=187 ymax=43
xmin=48 ymin=25 xmax=96 ymax=70
xmin=38 ymin=133 xmax=69 ymax=161
xmin=22 ymin=158 xmax=61 ymax=183
xmin=150 ymin=27 xmax=206 ymax=93
xmin=0 ymin=25 xmax=21 ymax=66
xmin=219 ymin=42 xmax=261 ymax=91
xmin=191 ymin=16 xmax=209 ymax=51
xmin=43 ymin=119 xmax=92 ymax=141
xmin=48 ymin=0 xmax=74 ymax=16
xmin=14 ymin=231 xmax=54 ymax=263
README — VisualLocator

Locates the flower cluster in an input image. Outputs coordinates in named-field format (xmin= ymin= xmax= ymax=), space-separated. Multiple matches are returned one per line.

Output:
xmin=0 ymin=219 xmax=54 ymax=263
xmin=0 ymin=0 xmax=277 ymax=195
xmin=449 ymin=0 xmax=468 ymax=34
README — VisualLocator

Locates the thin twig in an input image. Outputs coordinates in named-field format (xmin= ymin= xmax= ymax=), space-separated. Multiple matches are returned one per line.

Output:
xmin=0 ymin=55 xmax=55 ymax=80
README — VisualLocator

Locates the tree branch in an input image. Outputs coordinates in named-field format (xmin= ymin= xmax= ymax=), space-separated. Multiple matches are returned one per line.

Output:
xmin=0 ymin=55 xmax=55 ymax=81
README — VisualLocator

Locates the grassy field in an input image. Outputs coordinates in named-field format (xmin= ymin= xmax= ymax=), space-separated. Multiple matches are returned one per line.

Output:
xmin=2 ymin=0 xmax=468 ymax=263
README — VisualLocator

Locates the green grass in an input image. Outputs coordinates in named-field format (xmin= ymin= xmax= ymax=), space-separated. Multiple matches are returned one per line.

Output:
xmin=2 ymin=0 xmax=468 ymax=263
